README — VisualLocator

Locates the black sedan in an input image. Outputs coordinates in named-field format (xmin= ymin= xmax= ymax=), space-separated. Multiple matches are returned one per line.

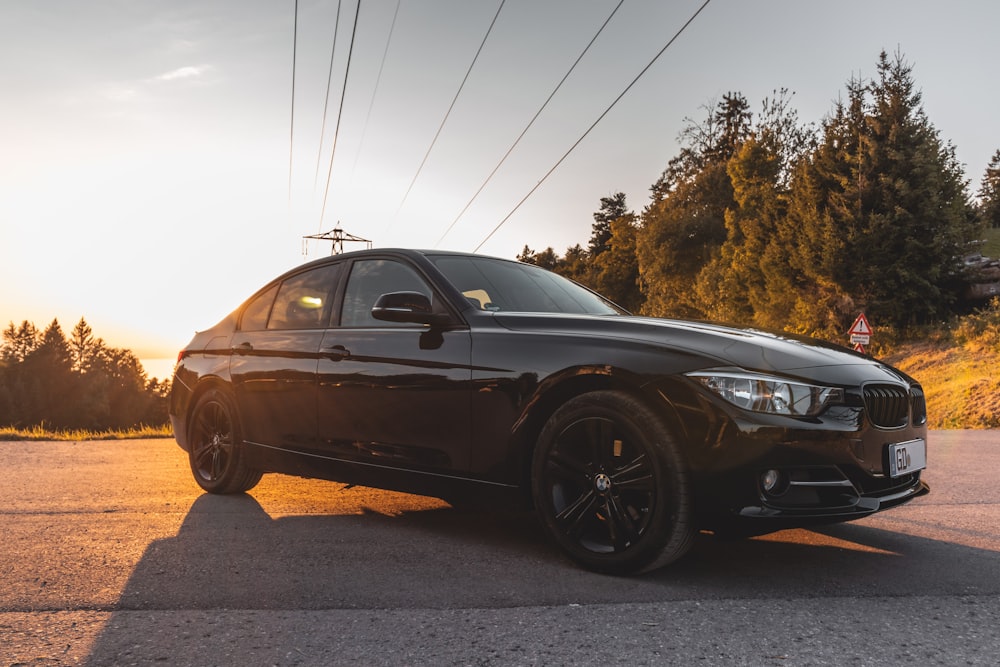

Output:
xmin=170 ymin=248 xmax=928 ymax=574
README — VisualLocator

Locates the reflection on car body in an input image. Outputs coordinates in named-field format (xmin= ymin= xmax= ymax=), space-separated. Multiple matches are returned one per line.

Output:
xmin=170 ymin=249 xmax=928 ymax=574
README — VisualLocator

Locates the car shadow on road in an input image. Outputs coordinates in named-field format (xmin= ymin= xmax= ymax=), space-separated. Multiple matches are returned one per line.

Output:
xmin=85 ymin=490 xmax=1000 ymax=664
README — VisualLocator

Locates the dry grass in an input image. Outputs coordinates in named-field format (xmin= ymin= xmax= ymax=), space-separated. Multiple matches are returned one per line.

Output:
xmin=885 ymin=341 xmax=1000 ymax=429
xmin=0 ymin=423 xmax=172 ymax=441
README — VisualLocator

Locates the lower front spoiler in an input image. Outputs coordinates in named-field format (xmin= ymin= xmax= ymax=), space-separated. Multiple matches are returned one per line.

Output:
xmin=706 ymin=475 xmax=929 ymax=537
xmin=739 ymin=477 xmax=929 ymax=520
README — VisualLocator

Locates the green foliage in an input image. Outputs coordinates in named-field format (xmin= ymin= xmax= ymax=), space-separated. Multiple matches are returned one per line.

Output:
xmin=520 ymin=194 xmax=642 ymax=312
xmin=953 ymin=297 xmax=1000 ymax=351
xmin=695 ymin=134 xmax=796 ymax=328
xmin=1 ymin=321 xmax=40 ymax=364
xmin=639 ymin=90 xmax=817 ymax=324
xmin=983 ymin=228 xmax=1000 ymax=257
xmin=590 ymin=192 xmax=628 ymax=256
xmin=590 ymin=214 xmax=642 ymax=312
xmin=543 ymin=51 xmax=982 ymax=336
xmin=638 ymin=161 xmax=732 ymax=318
xmin=517 ymin=245 xmax=558 ymax=270
xmin=785 ymin=52 xmax=978 ymax=331
xmin=637 ymin=94 xmax=750 ymax=318
xmin=0 ymin=317 xmax=170 ymax=430
xmin=522 ymin=53 xmax=986 ymax=340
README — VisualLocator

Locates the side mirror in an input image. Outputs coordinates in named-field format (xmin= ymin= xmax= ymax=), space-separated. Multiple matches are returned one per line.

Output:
xmin=371 ymin=292 xmax=449 ymax=326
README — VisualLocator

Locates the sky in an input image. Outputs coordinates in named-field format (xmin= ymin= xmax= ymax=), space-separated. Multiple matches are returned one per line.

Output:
xmin=2 ymin=0 xmax=999 ymax=366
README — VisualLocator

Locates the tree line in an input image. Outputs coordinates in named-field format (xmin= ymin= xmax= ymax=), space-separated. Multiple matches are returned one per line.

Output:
xmin=520 ymin=51 xmax=1000 ymax=339
xmin=0 ymin=318 xmax=170 ymax=430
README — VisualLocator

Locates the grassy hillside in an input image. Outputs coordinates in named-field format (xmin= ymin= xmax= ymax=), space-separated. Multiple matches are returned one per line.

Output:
xmin=884 ymin=300 xmax=1000 ymax=429
xmin=885 ymin=342 xmax=1000 ymax=429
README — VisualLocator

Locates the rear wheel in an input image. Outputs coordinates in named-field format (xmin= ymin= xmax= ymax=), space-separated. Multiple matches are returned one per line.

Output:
xmin=188 ymin=388 xmax=262 ymax=494
xmin=531 ymin=390 xmax=694 ymax=574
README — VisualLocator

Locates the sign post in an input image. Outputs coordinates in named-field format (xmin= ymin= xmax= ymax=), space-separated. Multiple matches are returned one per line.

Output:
xmin=848 ymin=313 xmax=872 ymax=354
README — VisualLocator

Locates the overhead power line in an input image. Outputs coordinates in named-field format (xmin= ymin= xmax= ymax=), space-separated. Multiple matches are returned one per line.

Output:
xmin=314 ymin=0 xmax=344 ymax=193
xmin=393 ymin=0 xmax=506 ymax=219
xmin=351 ymin=0 xmax=401 ymax=178
xmin=288 ymin=0 xmax=299 ymax=205
xmin=435 ymin=0 xmax=625 ymax=248
xmin=318 ymin=0 xmax=363 ymax=232
xmin=474 ymin=0 xmax=713 ymax=253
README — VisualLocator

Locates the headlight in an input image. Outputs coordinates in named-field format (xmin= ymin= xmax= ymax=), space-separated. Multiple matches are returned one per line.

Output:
xmin=686 ymin=370 xmax=844 ymax=417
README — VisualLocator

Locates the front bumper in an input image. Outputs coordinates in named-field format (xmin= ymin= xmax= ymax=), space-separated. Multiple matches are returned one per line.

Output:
xmin=659 ymin=380 xmax=930 ymax=531
xmin=735 ymin=466 xmax=929 ymax=520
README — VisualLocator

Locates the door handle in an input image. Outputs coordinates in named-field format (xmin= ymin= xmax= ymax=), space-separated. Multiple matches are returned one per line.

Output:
xmin=323 ymin=344 xmax=350 ymax=360
xmin=233 ymin=341 xmax=253 ymax=353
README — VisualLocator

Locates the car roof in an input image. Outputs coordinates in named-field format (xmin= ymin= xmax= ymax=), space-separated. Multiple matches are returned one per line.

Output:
xmin=289 ymin=247 xmax=520 ymax=274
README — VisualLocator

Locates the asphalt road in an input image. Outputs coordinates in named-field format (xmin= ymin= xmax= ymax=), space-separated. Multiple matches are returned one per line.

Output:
xmin=2 ymin=431 xmax=998 ymax=666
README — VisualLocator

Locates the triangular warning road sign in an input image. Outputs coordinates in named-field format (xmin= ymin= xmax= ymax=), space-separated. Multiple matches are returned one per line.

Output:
xmin=848 ymin=313 xmax=872 ymax=336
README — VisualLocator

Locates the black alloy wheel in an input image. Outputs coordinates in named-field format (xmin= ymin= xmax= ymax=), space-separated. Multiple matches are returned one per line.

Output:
xmin=188 ymin=388 xmax=262 ymax=494
xmin=532 ymin=390 xmax=694 ymax=574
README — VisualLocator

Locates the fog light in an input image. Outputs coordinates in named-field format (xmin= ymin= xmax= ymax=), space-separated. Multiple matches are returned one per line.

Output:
xmin=761 ymin=469 xmax=782 ymax=494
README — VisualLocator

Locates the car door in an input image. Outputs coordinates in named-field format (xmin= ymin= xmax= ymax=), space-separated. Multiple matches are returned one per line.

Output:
xmin=317 ymin=257 xmax=473 ymax=472
xmin=231 ymin=261 xmax=343 ymax=450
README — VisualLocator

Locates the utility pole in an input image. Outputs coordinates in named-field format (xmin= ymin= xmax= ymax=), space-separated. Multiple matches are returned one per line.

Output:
xmin=302 ymin=226 xmax=372 ymax=256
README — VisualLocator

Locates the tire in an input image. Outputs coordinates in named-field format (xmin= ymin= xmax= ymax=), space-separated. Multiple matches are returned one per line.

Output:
xmin=187 ymin=388 xmax=262 ymax=494
xmin=531 ymin=390 xmax=694 ymax=575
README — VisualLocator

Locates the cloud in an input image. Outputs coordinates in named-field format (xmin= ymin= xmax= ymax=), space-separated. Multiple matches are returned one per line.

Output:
xmin=155 ymin=65 xmax=211 ymax=82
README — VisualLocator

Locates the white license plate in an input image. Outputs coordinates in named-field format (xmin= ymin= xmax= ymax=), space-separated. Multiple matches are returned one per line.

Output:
xmin=887 ymin=439 xmax=926 ymax=477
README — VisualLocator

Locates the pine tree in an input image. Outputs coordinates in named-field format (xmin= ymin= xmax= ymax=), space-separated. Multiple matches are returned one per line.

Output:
xmin=788 ymin=51 xmax=977 ymax=331
xmin=516 ymin=246 xmax=559 ymax=271
xmin=695 ymin=137 xmax=783 ymax=325
xmin=784 ymin=89 xmax=867 ymax=335
xmin=0 ymin=317 xmax=169 ymax=430
xmin=90 ymin=346 xmax=150 ymax=428
xmin=693 ymin=91 xmax=813 ymax=328
xmin=978 ymin=149 xmax=1000 ymax=230
xmin=555 ymin=244 xmax=590 ymax=285
xmin=69 ymin=317 xmax=101 ymax=373
xmin=21 ymin=319 xmax=75 ymax=427
xmin=1 ymin=321 xmax=41 ymax=363
xmin=638 ymin=94 xmax=752 ymax=318
xmin=590 ymin=192 xmax=628 ymax=256
xmin=591 ymin=213 xmax=642 ymax=312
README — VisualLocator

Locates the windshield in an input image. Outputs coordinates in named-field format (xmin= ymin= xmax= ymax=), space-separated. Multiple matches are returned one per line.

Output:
xmin=431 ymin=255 xmax=625 ymax=315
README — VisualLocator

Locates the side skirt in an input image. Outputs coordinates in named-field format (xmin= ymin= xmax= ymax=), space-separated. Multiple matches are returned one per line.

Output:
xmin=243 ymin=441 xmax=529 ymax=509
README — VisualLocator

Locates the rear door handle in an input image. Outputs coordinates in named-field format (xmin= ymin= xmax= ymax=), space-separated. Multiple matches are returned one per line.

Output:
xmin=233 ymin=341 xmax=253 ymax=353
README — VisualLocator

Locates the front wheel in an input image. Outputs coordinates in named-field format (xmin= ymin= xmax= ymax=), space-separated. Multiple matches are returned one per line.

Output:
xmin=531 ymin=391 xmax=694 ymax=574
xmin=187 ymin=388 xmax=262 ymax=494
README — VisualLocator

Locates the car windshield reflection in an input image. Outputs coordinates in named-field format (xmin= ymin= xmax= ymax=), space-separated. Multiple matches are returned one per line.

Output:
xmin=430 ymin=255 xmax=625 ymax=315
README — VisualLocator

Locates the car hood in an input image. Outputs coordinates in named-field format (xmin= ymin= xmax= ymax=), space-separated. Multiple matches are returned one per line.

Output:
xmin=491 ymin=313 xmax=914 ymax=386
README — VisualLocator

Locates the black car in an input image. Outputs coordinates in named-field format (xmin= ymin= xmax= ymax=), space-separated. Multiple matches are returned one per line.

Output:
xmin=170 ymin=248 xmax=928 ymax=574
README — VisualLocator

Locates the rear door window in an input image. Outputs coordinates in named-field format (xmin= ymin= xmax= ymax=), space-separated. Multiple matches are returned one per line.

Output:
xmin=267 ymin=263 xmax=343 ymax=330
